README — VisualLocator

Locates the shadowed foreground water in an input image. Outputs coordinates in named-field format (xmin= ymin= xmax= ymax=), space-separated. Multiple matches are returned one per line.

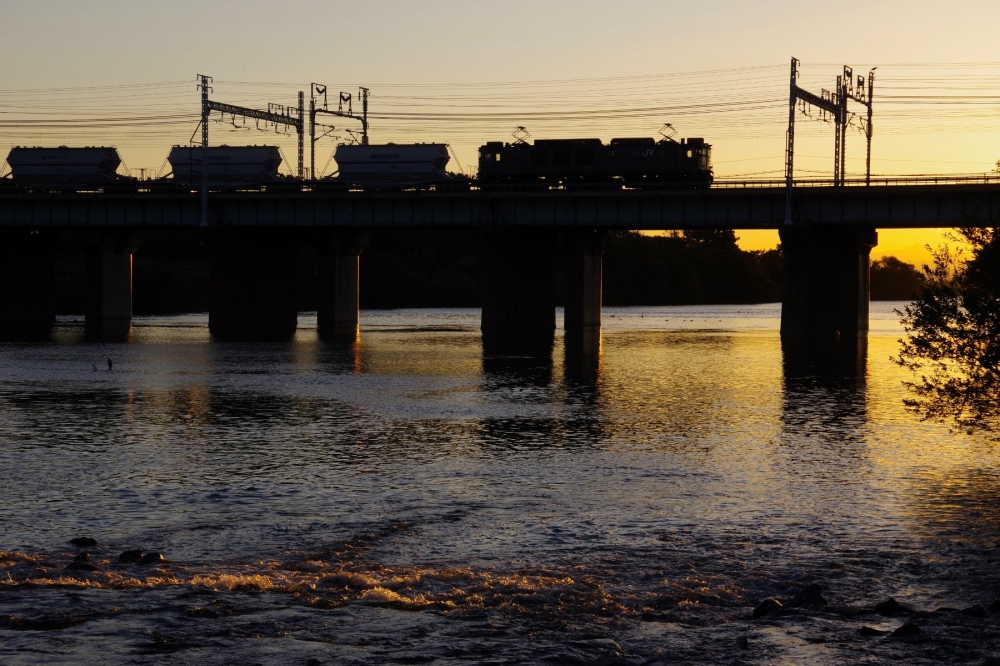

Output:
xmin=1 ymin=304 xmax=999 ymax=665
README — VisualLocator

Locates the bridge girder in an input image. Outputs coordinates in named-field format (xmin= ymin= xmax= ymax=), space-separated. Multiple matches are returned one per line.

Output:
xmin=0 ymin=185 xmax=996 ymax=230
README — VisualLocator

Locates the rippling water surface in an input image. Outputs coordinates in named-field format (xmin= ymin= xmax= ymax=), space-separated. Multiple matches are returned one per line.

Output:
xmin=2 ymin=304 xmax=999 ymax=665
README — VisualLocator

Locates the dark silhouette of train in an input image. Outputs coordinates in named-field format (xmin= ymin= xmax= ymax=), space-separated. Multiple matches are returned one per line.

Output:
xmin=478 ymin=136 xmax=712 ymax=188
xmin=1 ymin=131 xmax=712 ymax=192
xmin=0 ymin=145 xmax=293 ymax=192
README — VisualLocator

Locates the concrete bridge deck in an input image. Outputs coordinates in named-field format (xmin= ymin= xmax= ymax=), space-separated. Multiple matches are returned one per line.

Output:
xmin=0 ymin=177 xmax=997 ymax=229
xmin=1 ymin=176 xmax=996 ymax=354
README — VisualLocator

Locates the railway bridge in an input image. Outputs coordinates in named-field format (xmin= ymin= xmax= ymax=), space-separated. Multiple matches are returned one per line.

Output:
xmin=1 ymin=177 xmax=998 ymax=354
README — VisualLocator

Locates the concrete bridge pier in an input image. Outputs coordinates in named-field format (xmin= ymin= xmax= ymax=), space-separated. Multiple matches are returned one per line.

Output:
xmin=84 ymin=230 xmax=141 ymax=340
xmin=779 ymin=225 xmax=878 ymax=349
xmin=209 ymin=227 xmax=297 ymax=341
xmin=316 ymin=230 xmax=369 ymax=343
xmin=0 ymin=229 xmax=54 ymax=339
xmin=563 ymin=229 xmax=607 ymax=356
xmin=481 ymin=227 xmax=557 ymax=356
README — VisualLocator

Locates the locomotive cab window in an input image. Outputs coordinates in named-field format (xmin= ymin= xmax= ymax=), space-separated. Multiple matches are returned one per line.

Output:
xmin=686 ymin=150 xmax=693 ymax=158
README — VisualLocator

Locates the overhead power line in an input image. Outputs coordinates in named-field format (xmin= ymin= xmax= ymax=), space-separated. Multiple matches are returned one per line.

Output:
xmin=0 ymin=62 xmax=998 ymax=179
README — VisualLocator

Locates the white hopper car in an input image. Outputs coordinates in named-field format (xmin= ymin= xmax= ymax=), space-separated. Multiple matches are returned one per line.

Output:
xmin=332 ymin=143 xmax=450 ymax=186
xmin=167 ymin=145 xmax=283 ymax=185
xmin=6 ymin=146 xmax=122 ymax=186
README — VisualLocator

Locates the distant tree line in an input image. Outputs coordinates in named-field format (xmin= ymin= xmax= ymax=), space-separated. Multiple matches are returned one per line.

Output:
xmin=50 ymin=228 xmax=924 ymax=315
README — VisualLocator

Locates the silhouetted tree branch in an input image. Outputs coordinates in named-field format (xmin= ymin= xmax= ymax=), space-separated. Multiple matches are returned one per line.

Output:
xmin=895 ymin=224 xmax=1000 ymax=434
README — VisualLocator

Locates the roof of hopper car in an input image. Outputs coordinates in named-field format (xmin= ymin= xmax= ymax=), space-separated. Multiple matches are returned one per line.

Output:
xmin=335 ymin=143 xmax=449 ymax=161
xmin=168 ymin=144 xmax=280 ymax=150
xmin=7 ymin=146 xmax=121 ymax=167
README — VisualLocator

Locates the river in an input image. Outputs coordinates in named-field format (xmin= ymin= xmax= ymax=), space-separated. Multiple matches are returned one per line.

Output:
xmin=1 ymin=304 xmax=998 ymax=664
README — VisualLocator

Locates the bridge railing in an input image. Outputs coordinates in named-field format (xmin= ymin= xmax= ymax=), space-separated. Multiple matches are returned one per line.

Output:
xmin=1 ymin=174 xmax=998 ymax=198
xmin=712 ymin=175 xmax=1000 ymax=189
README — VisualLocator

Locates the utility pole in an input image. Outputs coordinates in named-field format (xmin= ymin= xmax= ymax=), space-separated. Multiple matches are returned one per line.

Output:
xmin=836 ymin=65 xmax=876 ymax=185
xmin=309 ymin=94 xmax=316 ymax=179
xmin=783 ymin=59 xmax=876 ymax=223
xmin=198 ymin=74 xmax=212 ymax=227
xmin=834 ymin=74 xmax=844 ymax=186
xmin=784 ymin=58 xmax=798 ymax=225
xmin=297 ymin=91 xmax=305 ymax=179
xmin=309 ymin=83 xmax=339 ymax=180
xmin=311 ymin=84 xmax=370 ymax=164
xmin=865 ymin=68 xmax=875 ymax=185
xmin=359 ymin=87 xmax=369 ymax=145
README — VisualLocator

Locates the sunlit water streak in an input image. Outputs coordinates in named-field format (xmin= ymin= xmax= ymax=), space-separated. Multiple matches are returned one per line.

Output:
xmin=1 ymin=303 xmax=998 ymax=665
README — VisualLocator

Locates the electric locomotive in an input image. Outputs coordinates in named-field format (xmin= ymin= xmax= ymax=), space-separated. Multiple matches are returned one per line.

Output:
xmin=477 ymin=135 xmax=712 ymax=188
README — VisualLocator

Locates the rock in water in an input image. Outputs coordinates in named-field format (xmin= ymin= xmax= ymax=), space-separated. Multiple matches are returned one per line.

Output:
xmin=875 ymin=598 xmax=908 ymax=616
xmin=591 ymin=655 xmax=639 ymax=666
xmin=69 ymin=537 xmax=97 ymax=547
xmin=791 ymin=583 xmax=825 ymax=607
xmin=65 ymin=553 xmax=98 ymax=572
xmin=118 ymin=549 xmax=143 ymax=564
xmin=858 ymin=626 xmax=886 ymax=636
xmin=892 ymin=623 xmax=921 ymax=637
xmin=752 ymin=599 xmax=783 ymax=619
xmin=960 ymin=605 xmax=986 ymax=618
xmin=139 ymin=552 xmax=165 ymax=565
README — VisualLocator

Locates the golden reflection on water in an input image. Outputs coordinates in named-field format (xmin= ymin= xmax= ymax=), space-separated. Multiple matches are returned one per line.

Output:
xmin=7 ymin=306 xmax=1000 ymax=664
xmin=598 ymin=330 xmax=783 ymax=445
xmin=29 ymin=308 xmax=1000 ymax=574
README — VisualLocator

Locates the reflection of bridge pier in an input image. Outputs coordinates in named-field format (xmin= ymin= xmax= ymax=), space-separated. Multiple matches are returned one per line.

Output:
xmin=780 ymin=342 xmax=869 ymax=449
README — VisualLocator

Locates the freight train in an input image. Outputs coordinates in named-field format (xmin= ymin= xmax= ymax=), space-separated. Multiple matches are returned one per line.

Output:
xmin=1 ymin=131 xmax=712 ymax=192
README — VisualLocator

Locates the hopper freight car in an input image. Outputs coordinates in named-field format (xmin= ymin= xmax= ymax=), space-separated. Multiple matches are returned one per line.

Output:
xmin=327 ymin=143 xmax=468 ymax=190
xmin=477 ymin=136 xmax=712 ymax=188
xmin=6 ymin=146 xmax=123 ymax=188
xmin=167 ymin=145 xmax=284 ymax=188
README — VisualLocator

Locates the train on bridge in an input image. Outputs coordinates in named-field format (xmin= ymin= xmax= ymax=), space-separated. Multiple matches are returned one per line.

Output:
xmin=0 ymin=132 xmax=713 ymax=193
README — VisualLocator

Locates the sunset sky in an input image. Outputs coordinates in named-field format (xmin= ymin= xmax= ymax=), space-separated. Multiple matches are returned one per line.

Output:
xmin=2 ymin=0 xmax=999 ymax=263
